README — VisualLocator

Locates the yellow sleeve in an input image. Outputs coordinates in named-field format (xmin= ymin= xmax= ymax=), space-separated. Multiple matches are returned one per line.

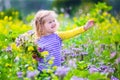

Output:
xmin=57 ymin=26 xmax=85 ymax=40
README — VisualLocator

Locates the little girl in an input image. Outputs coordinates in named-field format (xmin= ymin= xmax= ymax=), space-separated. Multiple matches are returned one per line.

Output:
xmin=33 ymin=10 xmax=94 ymax=71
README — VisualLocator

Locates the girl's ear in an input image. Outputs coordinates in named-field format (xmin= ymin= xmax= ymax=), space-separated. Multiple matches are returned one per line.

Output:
xmin=35 ymin=21 xmax=40 ymax=31
xmin=40 ymin=24 xmax=46 ymax=35
xmin=35 ymin=19 xmax=42 ymax=38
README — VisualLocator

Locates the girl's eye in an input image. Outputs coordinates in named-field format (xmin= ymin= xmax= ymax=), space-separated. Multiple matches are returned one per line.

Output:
xmin=53 ymin=20 xmax=55 ymax=22
xmin=48 ymin=20 xmax=55 ymax=24
xmin=49 ymin=21 xmax=52 ymax=24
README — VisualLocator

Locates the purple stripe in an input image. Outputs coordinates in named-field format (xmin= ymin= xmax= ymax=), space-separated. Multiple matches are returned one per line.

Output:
xmin=37 ymin=33 xmax=62 ymax=70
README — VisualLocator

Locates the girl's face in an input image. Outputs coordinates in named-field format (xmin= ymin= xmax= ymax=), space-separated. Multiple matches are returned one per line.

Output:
xmin=43 ymin=15 xmax=59 ymax=35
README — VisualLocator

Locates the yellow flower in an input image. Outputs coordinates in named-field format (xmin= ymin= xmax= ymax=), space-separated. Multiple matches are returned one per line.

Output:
xmin=11 ymin=43 xmax=17 ymax=50
xmin=16 ymin=47 xmax=22 ymax=52
xmin=0 ymin=12 xmax=4 ymax=16
xmin=59 ymin=13 xmax=64 ymax=17
xmin=103 ymin=12 xmax=108 ymax=17
xmin=95 ymin=8 xmax=100 ymax=13
xmin=3 ymin=29 xmax=8 ymax=34
xmin=48 ymin=60 xmax=54 ymax=65
xmin=50 ymin=57 xmax=55 ymax=60
xmin=32 ymin=59 xmax=37 ymax=64
xmin=3 ymin=46 xmax=7 ymax=49
xmin=66 ymin=26 xmax=71 ymax=30
xmin=27 ymin=61 xmax=31 ymax=64
xmin=28 ymin=66 xmax=34 ymax=71
xmin=9 ymin=16 xmax=12 ymax=21
xmin=47 ymin=69 xmax=53 ymax=73
xmin=5 ymin=63 xmax=12 ymax=67
xmin=113 ymin=29 xmax=116 ymax=33
xmin=27 ymin=46 xmax=34 ymax=51
xmin=89 ymin=18 xmax=96 ymax=22
xmin=52 ymin=66 xmax=58 ymax=70
xmin=42 ymin=69 xmax=47 ymax=73
xmin=80 ymin=66 xmax=84 ymax=70
xmin=111 ymin=17 xmax=117 ymax=24
xmin=15 ymin=11 xmax=19 ymax=16
xmin=4 ymin=16 xmax=9 ymax=21
xmin=22 ymin=54 xmax=27 ymax=60
xmin=72 ymin=24 xmax=77 ymax=28
xmin=73 ymin=17 xmax=77 ymax=22
xmin=41 ymin=51 xmax=49 ymax=57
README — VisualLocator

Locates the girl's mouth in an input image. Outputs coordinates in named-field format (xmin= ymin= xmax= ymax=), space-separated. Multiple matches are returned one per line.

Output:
xmin=51 ymin=26 xmax=55 ymax=29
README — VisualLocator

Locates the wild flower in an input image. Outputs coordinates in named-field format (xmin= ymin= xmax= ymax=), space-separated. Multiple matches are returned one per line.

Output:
xmin=99 ymin=65 xmax=115 ymax=74
xmin=55 ymin=66 xmax=70 ymax=77
xmin=27 ymin=30 xmax=34 ymax=36
xmin=17 ymin=71 xmax=23 ymax=78
xmin=48 ymin=60 xmax=54 ymax=65
xmin=6 ymin=46 xmax=12 ymax=52
xmin=52 ymin=66 xmax=58 ymax=70
xmin=110 ymin=52 xmax=116 ymax=58
xmin=37 ymin=47 xmax=44 ymax=52
xmin=26 ymin=70 xmax=39 ymax=78
xmin=116 ymin=57 xmax=120 ymax=64
xmin=88 ymin=65 xmax=99 ymax=73
xmin=68 ymin=59 xmax=77 ymax=68
xmin=27 ymin=66 xmax=34 ymax=71
xmin=41 ymin=51 xmax=49 ymax=58
xmin=111 ymin=76 xmax=119 ymax=80
xmin=5 ymin=63 xmax=12 ymax=67
xmin=14 ymin=56 xmax=20 ymax=62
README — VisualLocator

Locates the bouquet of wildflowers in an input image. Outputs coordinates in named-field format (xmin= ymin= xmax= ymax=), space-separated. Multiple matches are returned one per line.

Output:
xmin=15 ymin=30 xmax=49 ymax=61
xmin=15 ymin=30 xmax=41 ymax=59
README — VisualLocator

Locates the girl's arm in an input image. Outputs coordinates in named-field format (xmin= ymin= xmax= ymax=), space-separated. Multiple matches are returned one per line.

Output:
xmin=57 ymin=20 xmax=94 ymax=40
xmin=57 ymin=26 xmax=85 ymax=40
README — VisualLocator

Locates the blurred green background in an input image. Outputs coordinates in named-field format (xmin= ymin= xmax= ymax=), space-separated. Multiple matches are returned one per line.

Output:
xmin=0 ymin=0 xmax=120 ymax=80
xmin=0 ymin=0 xmax=120 ymax=18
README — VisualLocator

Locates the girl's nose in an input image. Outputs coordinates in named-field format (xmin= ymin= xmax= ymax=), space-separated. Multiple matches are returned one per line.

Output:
xmin=53 ymin=22 xmax=56 ymax=26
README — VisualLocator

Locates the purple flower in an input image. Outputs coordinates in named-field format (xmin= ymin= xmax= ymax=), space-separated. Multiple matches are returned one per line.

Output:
xmin=14 ymin=56 xmax=20 ymax=62
xmin=15 ymin=37 xmax=21 ymax=46
xmin=89 ymin=66 xmax=99 ymax=73
xmin=17 ymin=71 xmax=23 ymax=78
xmin=81 ymin=52 xmax=88 ymax=55
xmin=99 ymin=65 xmax=114 ymax=74
xmin=37 ymin=47 xmax=44 ymax=52
xmin=6 ymin=46 xmax=12 ymax=52
xmin=116 ymin=57 xmax=120 ymax=64
xmin=71 ymin=53 xmax=76 ymax=57
xmin=61 ymin=57 xmax=65 ymax=63
xmin=72 ymin=48 xmax=83 ymax=52
xmin=27 ymin=30 xmax=34 ymax=36
xmin=27 ymin=70 xmax=39 ymax=78
xmin=68 ymin=59 xmax=76 ymax=68
xmin=15 ymin=34 xmax=28 ymax=46
xmin=55 ymin=66 xmax=70 ymax=77
xmin=100 ymin=65 xmax=108 ymax=71
xmin=62 ymin=49 xmax=73 ymax=55
xmin=111 ymin=76 xmax=119 ymax=80
xmin=110 ymin=52 xmax=116 ymax=58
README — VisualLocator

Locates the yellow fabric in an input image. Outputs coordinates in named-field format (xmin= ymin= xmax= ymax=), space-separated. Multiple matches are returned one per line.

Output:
xmin=57 ymin=26 xmax=85 ymax=40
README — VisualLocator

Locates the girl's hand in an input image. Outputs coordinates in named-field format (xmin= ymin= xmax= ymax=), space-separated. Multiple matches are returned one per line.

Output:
xmin=32 ymin=54 xmax=40 ymax=61
xmin=84 ymin=20 xmax=94 ymax=31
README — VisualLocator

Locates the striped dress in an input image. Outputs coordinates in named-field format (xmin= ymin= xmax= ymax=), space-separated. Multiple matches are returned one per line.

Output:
xmin=36 ymin=33 xmax=62 ymax=71
xmin=36 ymin=26 xmax=85 ymax=71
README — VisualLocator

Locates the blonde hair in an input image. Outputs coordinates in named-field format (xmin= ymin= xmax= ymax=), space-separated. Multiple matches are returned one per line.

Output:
xmin=34 ymin=10 xmax=57 ymax=39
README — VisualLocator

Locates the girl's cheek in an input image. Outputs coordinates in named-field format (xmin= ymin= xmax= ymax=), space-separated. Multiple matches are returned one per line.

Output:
xmin=56 ymin=22 xmax=59 ymax=27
